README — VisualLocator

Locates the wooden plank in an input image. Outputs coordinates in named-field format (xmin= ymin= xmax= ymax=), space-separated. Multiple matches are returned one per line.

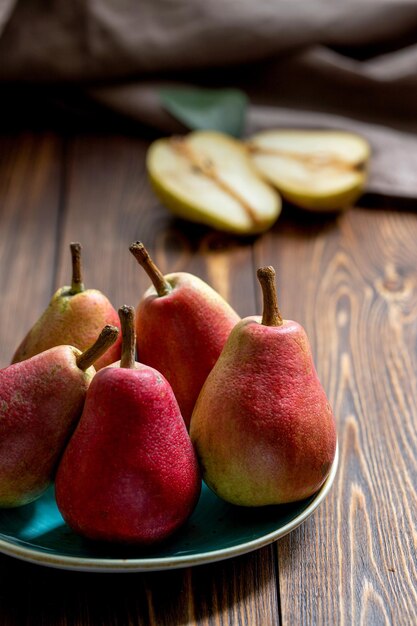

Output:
xmin=141 ymin=551 xmax=278 ymax=625
xmin=0 ymin=557 xmax=151 ymax=624
xmin=0 ymin=550 xmax=278 ymax=626
xmin=255 ymin=207 xmax=417 ymax=624
xmin=0 ymin=133 xmax=62 ymax=365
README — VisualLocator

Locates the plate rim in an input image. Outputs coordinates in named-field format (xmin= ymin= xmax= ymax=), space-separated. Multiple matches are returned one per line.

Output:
xmin=0 ymin=443 xmax=339 ymax=572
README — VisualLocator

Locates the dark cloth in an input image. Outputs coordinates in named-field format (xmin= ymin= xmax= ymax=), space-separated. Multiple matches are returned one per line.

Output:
xmin=2 ymin=1 xmax=417 ymax=197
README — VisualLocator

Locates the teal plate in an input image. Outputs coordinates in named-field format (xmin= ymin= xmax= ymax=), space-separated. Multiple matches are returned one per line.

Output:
xmin=0 ymin=445 xmax=338 ymax=572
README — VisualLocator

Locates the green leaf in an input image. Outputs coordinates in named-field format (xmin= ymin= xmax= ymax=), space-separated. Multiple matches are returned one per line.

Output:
xmin=159 ymin=87 xmax=248 ymax=138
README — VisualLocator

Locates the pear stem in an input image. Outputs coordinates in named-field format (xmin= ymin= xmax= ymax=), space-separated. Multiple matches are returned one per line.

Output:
xmin=76 ymin=325 xmax=119 ymax=371
xmin=257 ymin=266 xmax=283 ymax=326
xmin=119 ymin=305 xmax=136 ymax=369
xmin=70 ymin=242 xmax=85 ymax=294
xmin=129 ymin=242 xmax=172 ymax=297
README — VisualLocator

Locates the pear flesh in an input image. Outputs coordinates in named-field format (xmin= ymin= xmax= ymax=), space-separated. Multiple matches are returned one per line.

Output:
xmin=147 ymin=131 xmax=281 ymax=234
xmin=55 ymin=364 xmax=201 ymax=545
xmin=0 ymin=346 xmax=95 ymax=507
xmin=247 ymin=130 xmax=370 ymax=211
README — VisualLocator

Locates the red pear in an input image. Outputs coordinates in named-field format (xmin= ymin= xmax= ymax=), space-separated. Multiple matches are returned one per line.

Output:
xmin=129 ymin=242 xmax=240 ymax=428
xmin=0 ymin=325 xmax=119 ymax=507
xmin=55 ymin=306 xmax=201 ymax=545
xmin=12 ymin=242 xmax=122 ymax=370
xmin=190 ymin=266 xmax=337 ymax=506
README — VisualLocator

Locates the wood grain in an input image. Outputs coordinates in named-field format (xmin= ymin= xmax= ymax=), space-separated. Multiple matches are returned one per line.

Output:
xmin=1 ymin=129 xmax=417 ymax=625
xmin=256 ymin=206 xmax=417 ymax=624
xmin=0 ymin=133 xmax=62 ymax=367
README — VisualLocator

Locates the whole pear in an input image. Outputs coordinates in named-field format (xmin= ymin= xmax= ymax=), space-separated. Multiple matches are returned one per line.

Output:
xmin=0 ymin=325 xmax=119 ymax=507
xmin=12 ymin=243 xmax=121 ymax=370
xmin=190 ymin=267 xmax=337 ymax=506
xmin=55 ymin=306 xmax=201 ymax=545
xmin=129 ymin=242 xmax=240 ymax=428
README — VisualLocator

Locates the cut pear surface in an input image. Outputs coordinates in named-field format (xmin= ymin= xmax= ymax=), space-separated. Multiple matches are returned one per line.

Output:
xmin=147 ymin=131 xmax=281 ymax=234
xmin=247 ymin=130 xmax=370 ymax=211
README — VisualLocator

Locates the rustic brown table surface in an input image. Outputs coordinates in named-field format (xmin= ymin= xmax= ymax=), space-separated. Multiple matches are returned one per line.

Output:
xmin=0 ymin=109 xmax=416 ymax=625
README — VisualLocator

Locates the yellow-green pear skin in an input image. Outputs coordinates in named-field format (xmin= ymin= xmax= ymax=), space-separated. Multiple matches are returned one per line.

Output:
xmin=147 ymin=131 xmax=281 ymax=235
xmin=0 ymin=346 xmax=95 ymax=507
xmin=12 ymin=286 xmax=121 ymax=370
xmin=247 ymin=130 xmax=370 ymax=211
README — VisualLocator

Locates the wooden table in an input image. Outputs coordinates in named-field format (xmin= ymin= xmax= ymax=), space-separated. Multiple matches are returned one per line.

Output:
xmin=0 ymin=116 xmax=416 ymax=625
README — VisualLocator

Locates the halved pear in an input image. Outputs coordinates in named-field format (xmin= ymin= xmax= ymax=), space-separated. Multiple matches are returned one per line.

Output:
xmin=146 ymin=131 xmax=281 ymax=235
xmin=247 ymin=130 xmax=370 ymax=211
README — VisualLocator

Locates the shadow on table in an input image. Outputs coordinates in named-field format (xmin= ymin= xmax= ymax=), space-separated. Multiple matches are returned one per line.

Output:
xmin=158 ymin=200 xmax=343 ymax=257
xmin=0 ymin=547 xmax=275 ymax=624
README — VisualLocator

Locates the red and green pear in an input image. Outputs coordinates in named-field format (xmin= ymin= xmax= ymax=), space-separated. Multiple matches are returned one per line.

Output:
xmin=12 ymin=243 xmax=121 ymax=370
xmin=0 ymin=325 xmax=119 ymax=507
xmin=55 ymin=306 xmax=201 ymax=545
xmin=190 ymin=266 xmax=337 ymax=506
xmin=129 ymin=242 xmax=240 ymax=428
